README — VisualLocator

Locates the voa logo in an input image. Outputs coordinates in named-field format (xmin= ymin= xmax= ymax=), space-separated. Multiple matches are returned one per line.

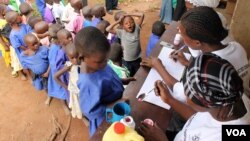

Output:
xmin=226 ymin=129 xmax=246 ymax=136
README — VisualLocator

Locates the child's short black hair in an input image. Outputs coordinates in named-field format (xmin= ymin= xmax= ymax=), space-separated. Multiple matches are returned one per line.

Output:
xmin=114 ymin=11 xmax=126 ymax=21
xmin=19 ymin=2 xmax=33 ymax=16
xmin=96 ymin=20 xmax=110 ymax=35
xmin=152 ymin=21 xmax=165 ymax=37
xmin=24 ymin=33 xmax=37 ymax=46
xmin=57 ymin=28 xmax=72 ymax=39
xmin=28 ymin=16 xmax=43 ymax=29
xmin=180 ymin=6 xmax=228 ymax=45
xmin=74 ymin=26 xmax=110 ymax=57
xmin=82 ymin=5 xmax=92 ymax=19
xmin=109 ymin=43 xmax=123 ymax=63
xmin=91 ymin=4 xmax=105 ymax=18
xmin=34 ymin=21 xmax=49 ymax=34
xmin=65 ymin=42 xmax=77 ymax=57
xmin=0 ymin=4 xmax=6 ymax=16
xmin=48 ymin=23 xmax=64 ymax=39
xmin=5 ymin=11 xmax=19 ymax=24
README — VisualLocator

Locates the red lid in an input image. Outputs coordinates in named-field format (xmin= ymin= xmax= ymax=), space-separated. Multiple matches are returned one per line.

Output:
xmin=114 ymin=122 xmax=125 ymax=134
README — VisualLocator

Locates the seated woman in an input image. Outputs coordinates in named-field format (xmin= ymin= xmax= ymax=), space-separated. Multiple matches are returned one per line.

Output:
xmin=139 ymin=53 xmax=250 ymax=141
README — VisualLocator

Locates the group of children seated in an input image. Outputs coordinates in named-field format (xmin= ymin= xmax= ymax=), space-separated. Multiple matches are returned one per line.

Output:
xmin=0 ymin=0 xmax=167 ymax=137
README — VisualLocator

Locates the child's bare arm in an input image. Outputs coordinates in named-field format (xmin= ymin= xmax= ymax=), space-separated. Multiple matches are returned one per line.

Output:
xmin=126 ymin=13 xmax=144 ymax=27
xmin=54 ymin=65 xmax=71 ymax=90
xmin=42 ymin=66 xmax=50 ymax=78
xmin=36 ymin=31 xmax=49 ymax=39
xmin=106 ymin=16 xmax=124 ymax=34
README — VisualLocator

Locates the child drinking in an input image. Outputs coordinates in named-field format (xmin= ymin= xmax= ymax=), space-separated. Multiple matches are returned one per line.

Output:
xmin=74 ymin=27 xmax=124 ymax=136
xmin=146 ymin=21 xmax=165 ymax=57
xmin=107 ymin=12 xmax=144 ymax=76
xmin=21 ymin=33 xmax=49 ymax=90
xmin=82 ymin=5 xmax=92 ymax=28
xmin=91 ymin=4 xmax=106 ymax=27
xmin=47 ymin=24 xmax=69 ymax=115
xmin=34 ymin=21 xmax=50 ymax=47
xmin=6 ymin=11 xmax=32 ymax=80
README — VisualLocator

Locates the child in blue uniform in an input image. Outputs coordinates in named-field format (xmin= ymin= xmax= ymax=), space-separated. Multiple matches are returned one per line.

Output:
xmin=47 ymin=24 xmax=69 ymax=114
xmin=146 ymin=21 xmax=165 ymax=57
xmin=6 ymin=11 xmax=32 ymax=80
xmin=74 ymin=27 xmax=124 ymax=136
xmin=21 ymin=33 xmax=49 ymax=90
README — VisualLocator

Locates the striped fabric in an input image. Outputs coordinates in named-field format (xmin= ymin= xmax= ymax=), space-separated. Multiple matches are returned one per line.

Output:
xmin=183 ymin=53 xmax=243 ymax=108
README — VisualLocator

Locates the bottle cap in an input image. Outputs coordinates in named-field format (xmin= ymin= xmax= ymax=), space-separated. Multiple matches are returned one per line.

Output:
xmin=114 ymin=122 xmax=125 ymax=134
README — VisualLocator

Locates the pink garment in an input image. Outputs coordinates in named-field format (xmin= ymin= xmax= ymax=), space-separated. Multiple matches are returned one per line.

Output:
xmin=65 ymin=12 xmax=84 ymax=38
xmin=40 ymin=36 xmax=50 ymax=47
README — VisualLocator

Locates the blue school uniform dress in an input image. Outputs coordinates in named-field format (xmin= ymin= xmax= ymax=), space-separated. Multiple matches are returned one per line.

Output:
xmin=9 ymin=24 xmax=32 ymax=61
xmin=91 ymin=18 xmax=101 ymax=27
xmin=21 ymin=46 xmax=49 ymax=90
xmin=35 ymin=0 xmax=45 ymax=17
xmin=77 ymin=65 xmax=124 ymax=136
xmin=146 ymin=33 xmax=161 ymax=57
xmin=82 ymin=20 xmax=92 ymax=28
xmin=48 ymin=44 xmax=69 ymax=100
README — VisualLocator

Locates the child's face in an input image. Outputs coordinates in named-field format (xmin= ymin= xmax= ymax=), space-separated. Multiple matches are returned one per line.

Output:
xmin=68 ymin=53 xmax=78 ymax=65
xmin=27 ymin=37 xmax=40 ymax=51
xmin=123 ymin=17 xmax=135 ymax=33
xmin=57 ymin=33 xmax=72 ymax=47
xmin=84 ymin=52 xmax=108 ymax=72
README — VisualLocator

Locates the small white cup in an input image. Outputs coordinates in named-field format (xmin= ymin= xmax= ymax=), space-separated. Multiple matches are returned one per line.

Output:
xmin=174 ymin=33 xmax=182 ymax=46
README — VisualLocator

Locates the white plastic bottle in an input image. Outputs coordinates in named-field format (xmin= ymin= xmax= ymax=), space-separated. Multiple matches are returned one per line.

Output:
xmin=120 ymin=116 xmax=136 ymax=129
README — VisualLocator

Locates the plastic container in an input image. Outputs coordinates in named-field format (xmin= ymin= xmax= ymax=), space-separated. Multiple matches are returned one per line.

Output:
xmin=120 ymin=116 xmax=136 ymax=129
xmin=103 ymin=122 xmax=144 ymax=141
xmin=173 ymin=33 xmax=182 ymax=46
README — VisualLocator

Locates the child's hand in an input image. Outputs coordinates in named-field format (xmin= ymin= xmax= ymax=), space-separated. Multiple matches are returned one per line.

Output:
xmin=140 ymin=57 xmax=162 ymax=68
xmin=138 ymin=122 xmax=167 ymax=141
xmin=42 ymin=72 xmax=49 ymax=78
xmin=118 ymin=15 xmax=124 ymax=23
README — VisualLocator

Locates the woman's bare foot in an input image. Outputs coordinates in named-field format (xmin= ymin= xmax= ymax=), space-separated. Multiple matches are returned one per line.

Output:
xmin=45 ymin=97 xmax=52 ymax=106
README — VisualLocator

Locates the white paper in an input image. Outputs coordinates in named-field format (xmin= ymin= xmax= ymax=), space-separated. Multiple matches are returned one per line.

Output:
xmin=137 ymin=47 xmax=191 ymax=110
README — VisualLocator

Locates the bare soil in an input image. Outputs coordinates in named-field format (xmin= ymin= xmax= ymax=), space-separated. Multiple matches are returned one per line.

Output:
xmin=0 ymin=0 xmax=162 ymax=140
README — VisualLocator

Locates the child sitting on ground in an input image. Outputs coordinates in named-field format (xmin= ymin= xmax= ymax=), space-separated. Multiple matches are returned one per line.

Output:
xmin=65 ymin=0 xmax=83 ymax=37
xmin=82 ymin=5 xmax=92 ymax=28
xmin=34 ymin=21 xmax=50 ymax=47
xmin=19 ymin=2 xmax=33 ymax=24
xmin=74 ymin=27 xmax=124 ymax=136
xmin=107 ymin=12 xmax=144 ymax=76
xmin=54 ymin=43 xmax=89 ymax=126
xmin=6 ymin=11 xmax=32 ymax=80
xmin=21 ymin=33 xmax=49 ymax=90
xmin=108 ymin=43 xmax=136 ymax=85
xmin=91 ymin=4 xmax=106 ymax=27
xmin=47 ymin=24 xmax=69 ymax=115
xmin=146 ymin=20 xmax=165 ymax=57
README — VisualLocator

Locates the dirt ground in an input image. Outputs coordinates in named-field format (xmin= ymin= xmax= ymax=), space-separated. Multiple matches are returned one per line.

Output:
xmin=0 ymin=0 xmax=162 ymax=140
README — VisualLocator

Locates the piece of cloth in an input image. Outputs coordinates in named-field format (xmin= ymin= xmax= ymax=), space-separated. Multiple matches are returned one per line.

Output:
xmin=107 ymin=33 xmax=117 ymax=45
xmin=122 ymin=57 xmax=141 ymax=77
xmin=185 ymin=0 xmax=220 ymax=7
xmin=146 ymin=33 xmax=160 ymax=57
xmin=0 ymin=19 xmax=11 ymax=67
xmin=52 ymin=2 xmax=65 ymax=21
xmin=48 ymin=44 xmax=68 ymax=100
xmin=173 ymin=0 xmax=186 ymax=21
xmin=108 ymin=60 xmax=130 ymax=78
xmin=174 ymin=94 xmax=250 ymax=141
xmin=77 ymin=65 xmax=124 ymax=136
xmin=21 ymin=46 xmax=49 ymax=90
xmin=116 ymin=24 xmax=141 ymax=61
xmin=10 ymin=46 xmax=22 ymax=71
xmin=183 ymin=53 xmax=243 ymax=108
xmin=44 ymin=4 xmax=55 ymax=23
xmin=82 ymin=20 xmax=92 ymax=28
xmin=91 ymin=17 xmax=102 ymax=27
xmin=65 ymin=61 xmax=82 ymax=119
xmin=105 ymin=0 xmax=118 ymax=11
xmin=160 ymin=0 xmax=172 ymax=24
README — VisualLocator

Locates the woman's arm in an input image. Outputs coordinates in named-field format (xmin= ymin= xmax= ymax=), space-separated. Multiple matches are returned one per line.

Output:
xmin=54 ymin=65 xmax=71 ymax=90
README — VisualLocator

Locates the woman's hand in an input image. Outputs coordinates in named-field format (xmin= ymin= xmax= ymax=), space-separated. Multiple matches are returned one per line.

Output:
xmin=154 ymin=80 xmax=174 ymax=104
xmin=170 ymin=51 xmax=190 ymax=66
xmin=138 ymin=122 xmax=168 ymax=141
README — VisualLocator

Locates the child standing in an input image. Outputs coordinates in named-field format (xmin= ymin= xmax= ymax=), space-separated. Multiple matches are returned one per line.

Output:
xmin=6 ymin=11 xmax=32 ymax=80
xmin=91 ymin=4 xmax=106 ymax=27
xmin=107 ymin=12 xmax=144 ymax=76
xmin=34 ymin=21 xmax=50 ymax=47
xmin=21 ymin=33 xmax=49 ymax=90
xmin=47 ymin=24 xmax=69 ymax=115
xmin=74 ymin=27 xmax=124 ymax=136
xmin=82 ymin=5 xmax=92 ymax=28
xmin=65 ymin=0 xmax=83 ymax=37
xmin=19 ymin=2 xmax=33 ymax=24
xmin=44 ymin=0 xmax=55 ymax=24
xmin=146 ymin=21 xmax=165 ymax=57
xmin=96 ymin=20 xmax=116 ymax=45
